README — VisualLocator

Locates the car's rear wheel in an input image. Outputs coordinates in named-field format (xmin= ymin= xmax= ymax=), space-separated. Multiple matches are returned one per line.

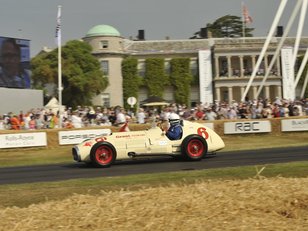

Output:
xmin=90 ymin=142 xmax=116 ymax=168
xmin=181 ymin=135 xmax=207 ymax=161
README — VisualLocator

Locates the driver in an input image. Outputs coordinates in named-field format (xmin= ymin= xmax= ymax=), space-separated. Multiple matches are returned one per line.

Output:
xmin=165 ymin=113 xmax=183 ymax=140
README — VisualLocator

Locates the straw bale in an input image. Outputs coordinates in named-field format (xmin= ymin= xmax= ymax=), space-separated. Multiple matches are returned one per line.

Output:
xmin=0 ymin=177 xmax=308 ymax=231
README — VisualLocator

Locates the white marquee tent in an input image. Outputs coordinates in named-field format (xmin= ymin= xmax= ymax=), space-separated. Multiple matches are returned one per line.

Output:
xmin=44 ymin=97 xmax=65 ymax=114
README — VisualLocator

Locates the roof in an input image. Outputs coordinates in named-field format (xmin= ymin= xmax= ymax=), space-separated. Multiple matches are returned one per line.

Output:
xmin=85 ymin=25 xmax=121 ymax=37
xmin=124 ymin=39 xmax=211 ymax=54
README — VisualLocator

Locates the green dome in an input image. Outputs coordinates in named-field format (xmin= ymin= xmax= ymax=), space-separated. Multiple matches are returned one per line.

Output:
xmin=86 ymin=25 xmax=121 ymax=37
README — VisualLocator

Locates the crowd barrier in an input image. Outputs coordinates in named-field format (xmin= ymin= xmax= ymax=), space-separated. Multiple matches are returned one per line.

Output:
xmin=0 ymin=117 xmax=307 ymax=149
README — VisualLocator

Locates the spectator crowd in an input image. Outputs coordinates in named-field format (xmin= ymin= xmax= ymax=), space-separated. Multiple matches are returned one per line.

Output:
xmin=0 ymin=97 xmax=308 ymax=130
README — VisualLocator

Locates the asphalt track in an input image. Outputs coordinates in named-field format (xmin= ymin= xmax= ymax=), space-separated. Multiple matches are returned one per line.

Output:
xmin=0 ymin=146 xmax=308 ymax=185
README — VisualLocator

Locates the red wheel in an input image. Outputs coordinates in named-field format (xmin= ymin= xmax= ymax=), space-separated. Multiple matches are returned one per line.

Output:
xmin=181 ymin=135 xmax=207 ymax=161
xmin=90 ymin=142 xmax=116 ymax=168
xmin=187 ymin=139 xmax=204 ymax=157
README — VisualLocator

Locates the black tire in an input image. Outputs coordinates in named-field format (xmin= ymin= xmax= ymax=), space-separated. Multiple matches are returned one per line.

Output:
xmin=181 ymin=134 xmax=207 ymax=161
xmin=90 ymin=142 xmax=117 ymax=168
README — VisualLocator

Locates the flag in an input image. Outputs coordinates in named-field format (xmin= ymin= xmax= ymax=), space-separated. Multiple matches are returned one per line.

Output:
xmin=242 ymin=2 xmax=253 ymax=24
xmin=55 ymin=6 xmax=61 ymax=45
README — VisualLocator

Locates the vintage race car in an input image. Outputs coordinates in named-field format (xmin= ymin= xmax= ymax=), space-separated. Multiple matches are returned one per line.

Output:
xmin=72 ymin=120 xmax=225 ymax=168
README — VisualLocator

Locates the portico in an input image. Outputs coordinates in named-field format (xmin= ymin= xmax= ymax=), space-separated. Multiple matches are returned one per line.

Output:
xmin=212 ymin=38 xmax=283 ymax=104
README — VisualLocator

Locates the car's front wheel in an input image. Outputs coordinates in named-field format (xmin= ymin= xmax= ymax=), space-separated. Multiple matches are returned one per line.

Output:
xmin=90 ymin=142 xmax=117 ymax=168
xmin=181 ymin=135 xmax=207 ymax=161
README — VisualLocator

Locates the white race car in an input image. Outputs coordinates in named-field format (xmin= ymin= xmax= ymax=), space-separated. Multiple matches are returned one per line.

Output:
xmin=72 ymin=120 xmax=225 ymax=168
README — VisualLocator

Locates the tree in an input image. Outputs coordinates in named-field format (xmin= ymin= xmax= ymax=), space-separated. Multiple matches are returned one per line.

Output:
xmin=170 ymin=58 xmax=192 ymax=105
xmin=122 ymin=57 xmax=142 ymax=110
xmin=192 ymin=15 xmax=254 ymax=38
xmin=144 ymin=58 xmax=169 ymax=97
xmin=31 ymin=40 xmax=108 ymax=108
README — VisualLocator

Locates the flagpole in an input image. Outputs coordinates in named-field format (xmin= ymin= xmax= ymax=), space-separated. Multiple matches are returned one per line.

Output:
xmin=241 ymin=2 xmax=246 ymax=39
xmin=242 ymin=2 xmax=253 ymax=40
xmin=57 ymin=5 xmax=62 ymax=128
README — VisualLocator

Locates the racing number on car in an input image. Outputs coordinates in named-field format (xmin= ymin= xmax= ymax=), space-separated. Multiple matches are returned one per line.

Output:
xmin=84 ymin=142 xmax=92 ymax=147
xmin=197 ymin=127 xmax=209 ymax=139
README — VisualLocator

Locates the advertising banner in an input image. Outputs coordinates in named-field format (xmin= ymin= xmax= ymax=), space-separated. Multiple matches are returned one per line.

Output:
xmin=0 ymin=132 xmax=47 ymax=149
xmin=198 ymin=50 xmax=213 ymax=105
xmin=281 ymin=119 xmax=308 ymax=132
xmin=59 ymin=129 xmax=111 ymax=145
xmin=224 ymin=121 xmax=271 ymax=134
xmin=281 ymin=47 xmax=295 ymax=101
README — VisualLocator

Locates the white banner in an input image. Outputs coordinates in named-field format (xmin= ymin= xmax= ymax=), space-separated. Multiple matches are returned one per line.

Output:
xmin=224 ymin=121 xmax=271 ymax=134
xmin=59 ymin=129 xmax=111 ymax=145
xmin=198 ymin=50 xmax=213 ymax=105
xmin=0 ymin=132 xmax=47 ymax=149
xmin=281 ymin=47 xmax=295 ymax=101
xmin=281 ymin=119 xmax=308 ymax=132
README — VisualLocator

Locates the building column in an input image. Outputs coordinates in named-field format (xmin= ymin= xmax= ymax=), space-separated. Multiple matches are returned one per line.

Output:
xmin=215 ymin=87 xmax=221 ymax=102
xmin=264 ymin=55 xmax=269 ymax=76
xmin=239 ymin=55 xmax=244 ymax=77
xmin=265 ymin=86 xmax=270 ymax=99
xmin=277 ymin=85 xmax=282 ymax=99
xmin=251 ymin=55 xmax=256 ymax=71
xmin=227 ymin=56 xmax=232 ymax=78
xmin=253 ymin=86 xmax=258 ymax=100
xmin=276 ymin=57 xmax=281 ymax=76
xmin=215 ymin=56 xmax=219 ymax=78
xmin=240 ymin=87 xmax=245 ymax=102
xmin=228 ymin=87 xmax=233 ymax=105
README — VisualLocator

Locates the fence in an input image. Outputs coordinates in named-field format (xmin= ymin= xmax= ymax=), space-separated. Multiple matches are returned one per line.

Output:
xmin=0 ymin=117 xmax=307 ymax=149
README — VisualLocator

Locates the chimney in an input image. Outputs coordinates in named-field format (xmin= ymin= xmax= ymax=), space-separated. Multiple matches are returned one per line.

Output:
xmin=276 ymin=26 xmax=283 ymax=37
xmin=200 ymin=27 xmax=208 ymax=38
xmin=207 ymin=31 xmax=212 ymax=38
xmin=138 ymin=30 xmax=145 ymax=40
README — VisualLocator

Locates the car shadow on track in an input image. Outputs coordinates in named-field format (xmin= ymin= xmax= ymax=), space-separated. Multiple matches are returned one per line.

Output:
xmin=64 ymin=154 xmax=217 ymax=169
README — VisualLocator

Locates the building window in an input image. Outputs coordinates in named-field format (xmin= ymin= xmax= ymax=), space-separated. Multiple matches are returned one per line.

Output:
xmin=165 ymin=61 xmax=171 ymax=75
xmin=100 ymin=40 xmax=108 ymax=49
xmin=101 ymin=93 xmax=110 ymax=107
xmin=190 ymin=60 xmax=198 ymax=76
xmin=219 ymin=58 xmax=228 ymax=76
xmin=138 ymin=62 xmax=145 ymax=77
xmin=101 ymin=60 xmax=109 ymax=76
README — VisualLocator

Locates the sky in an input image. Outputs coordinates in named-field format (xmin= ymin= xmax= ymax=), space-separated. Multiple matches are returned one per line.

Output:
xmin=1 ymin=0 xmax=307 ymax=57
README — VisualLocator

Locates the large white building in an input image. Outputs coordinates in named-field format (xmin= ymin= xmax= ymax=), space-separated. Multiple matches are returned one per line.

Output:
xmin=82 ymin=24 xmax=308 ymax=107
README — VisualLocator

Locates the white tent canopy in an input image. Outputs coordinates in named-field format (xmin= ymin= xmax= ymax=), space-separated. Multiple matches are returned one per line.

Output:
xmin=44 ymin=97 xmax=65 ymax=114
